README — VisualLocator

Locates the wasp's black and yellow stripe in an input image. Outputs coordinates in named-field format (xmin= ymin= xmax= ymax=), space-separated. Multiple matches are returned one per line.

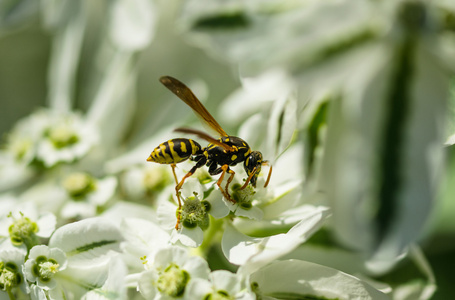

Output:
xmin=147 ymin=138 xmax=202 ymax=164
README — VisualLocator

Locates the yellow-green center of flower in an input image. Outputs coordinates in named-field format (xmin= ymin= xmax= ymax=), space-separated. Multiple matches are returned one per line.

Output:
xmin=0 ymin=261 xmax=22 ymax=290
xmin=9 ymin=137 xmax=32 ymax=161
xmin=231 ymin=183 xmax=255 ymax=209
xmin=8 ymin=213 xmax=39 ymax=247
xmin=180 ymin=196 xmax=209 ymax=229
xmin=155 ymin=263 xmax=190 ymax=297
xmin=47 ymin=125 xmax=79 ymax=149
xmin=204 ymin=290 xmax=234 ymax=300
xmin=143 ymin=168 xmax=170 ymax=192
xmin=33 ymin=256 xmax=60 ymax=282
xmin=63 ymin=172 xmax=97 ymax=199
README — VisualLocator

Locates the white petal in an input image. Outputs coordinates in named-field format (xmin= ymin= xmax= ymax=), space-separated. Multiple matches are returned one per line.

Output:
xmin=210 ymin=270 xmax=240 ymax=294
xmin=37 ymin=277 xmax=57 ymax=291
xmin=205 ymin=190 xmax=229 ymax=219
xmin=58 ymin=262 xmax=111 ymax=298
xmin=101 ymin=201 xmax=157 ymax=224
xmin=219 ymin=70 xmax=292 ymax=126
xmin=0 ymin=159 xmax=34 ymax=193
xmin=250 ymin=260 xmax=389 ymax=300
xmin=153 ymin=246 xmax=188 ymax=268
xmin=81 ymin=256 xmax=128 ymax=300
xmin=20 ymin=180 xmax=67 ymax=216
xmin=88 ymin=176 xmax=117 ymax=206
xmin=47 ymin=286 xmax=67 ymax=300
xmin=176 ymin=226 xmax=204 ymax=248
xmin=234 ymin=206 xmax=263 ymax=221
xmin=30 ymin=284 xmax=47 ymax=300
xmin=29 ymin=245 xmax=51 ymax=259
xmin=180 ymin=178 xmax=204 ymax=199
xmin=24 ymin=258 xmax=37 ymax=282
xmin=36 ymin=213 xmax=57 ymax=238
xmin=49 ymin=218 xmax=123 ymax=267
xmin=86 ymin=52 xmax=135 ymax=149
xmin=221 ymin=225 xmax=261 ymax=266
xmin=223 ymin=206 xmax=331 ymax=275
xmin=184 ymin=278 xmax=212 ymax=300
xmin=157 ymin=195 xmax=179 ymax=231
xmin=138 ymin=269 xmax=158 ymax=300
xmin=181 ymin=256 xmax=210 ymax=280
xmin=120 ymin=218 xmax=170 ymax=270
xmin=60 ymin=201 xmax=96 ymax=220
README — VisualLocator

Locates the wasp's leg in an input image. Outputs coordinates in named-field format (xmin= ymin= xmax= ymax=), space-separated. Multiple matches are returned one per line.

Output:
xmin=240 ymin=166 xmax=258 ymax=190
xmin=175 ymin=155 xmax=207 ymax=195
xmin=263 ymin=161 xmax=272 ymax=188
xmin=224 ymin=167 xmax=236 ymax=201
xmin=170 ymin=164 xmax=180 ymax=185
xmin=207 ymin=160 xmax=218 ymax=174
xmin=170 ymin=163 xmax=183 ymax=230
xmin=170 ymin=163 xmax=182 ymax=205
xmin=211 ymin=164 xmax=236 ymax=203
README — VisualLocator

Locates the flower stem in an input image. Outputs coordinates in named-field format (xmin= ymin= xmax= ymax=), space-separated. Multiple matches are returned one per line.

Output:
xmin=7 ymin=287 xmax=15 ymax=300
xmin=197 ymin=216 xmax=224 ymax=257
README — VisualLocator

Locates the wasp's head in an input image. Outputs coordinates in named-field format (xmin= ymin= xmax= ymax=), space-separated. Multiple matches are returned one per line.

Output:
xmin=243 ymin=151 xmax=263 ymax=188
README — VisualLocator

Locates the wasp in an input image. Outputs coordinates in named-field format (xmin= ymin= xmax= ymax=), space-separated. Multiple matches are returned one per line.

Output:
xmin=147 ymin=76 xmax=272 ymax=228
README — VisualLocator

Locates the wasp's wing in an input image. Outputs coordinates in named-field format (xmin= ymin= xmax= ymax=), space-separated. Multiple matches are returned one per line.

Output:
xmin=174 ymin=128 xmax=234 ymax=151
xmin=160 ymin=76 xmax=228 ymax=137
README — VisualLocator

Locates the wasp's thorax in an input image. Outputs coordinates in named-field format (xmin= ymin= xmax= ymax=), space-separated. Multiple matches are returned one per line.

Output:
xmin=244 ymin=151 xmax=263 ymax=188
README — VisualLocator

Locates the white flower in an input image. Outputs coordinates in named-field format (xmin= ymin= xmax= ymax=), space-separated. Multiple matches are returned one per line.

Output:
xmin=35 ymin=111 xmax=98 ymax=168
xmin=185 ymin=270 xmax=255 ymax=300
xmin=0 ymin=203 xmax=56 ymax=251
xmin=2 ymin=109 xmax=49 ymax=165
xmin=60 ymin=172 xmax=117 ymax=220
xmin=0 ymin=248 xmax=27 ymax=296
xmin=0 ymin=110 xmax=50 ymax=192
xmin=24 ymin=245 xmax=68 ymax=291
xmin=138 ymin=246 xmax=210 ymax=300
xmin=0 ymin=109 xmax=99 ymax=172
xmin=19 ymin=172 xmax=117 ymax=221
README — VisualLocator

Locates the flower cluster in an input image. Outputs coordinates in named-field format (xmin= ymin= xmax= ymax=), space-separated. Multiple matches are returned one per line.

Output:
xmin=1 ymin=0 xmax=453 ymax=299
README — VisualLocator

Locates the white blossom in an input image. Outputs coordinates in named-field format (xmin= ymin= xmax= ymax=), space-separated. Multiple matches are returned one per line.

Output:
xmin=24 ymin=245 xmax=68 ymax=291
xmin=138 ymin=246 xmax=210 ymax=300
xmin=185 ymin=270 xmax=255 ymax=300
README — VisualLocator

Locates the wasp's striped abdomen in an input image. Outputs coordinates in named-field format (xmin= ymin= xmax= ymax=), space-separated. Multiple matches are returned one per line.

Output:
xmin=147 ymin=138 xmax=202 ymax=164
